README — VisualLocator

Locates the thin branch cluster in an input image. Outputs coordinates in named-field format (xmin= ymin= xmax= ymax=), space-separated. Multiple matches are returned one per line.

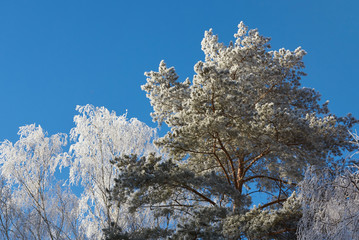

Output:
xmin=298 ymin=164 xmax=359 ymax=239
xmin=0 ymin=105 xmax=158 ymax=239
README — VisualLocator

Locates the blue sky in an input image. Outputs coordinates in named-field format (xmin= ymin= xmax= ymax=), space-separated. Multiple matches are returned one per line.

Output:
xmin=1 ymin=0 xmax=358 ymax=142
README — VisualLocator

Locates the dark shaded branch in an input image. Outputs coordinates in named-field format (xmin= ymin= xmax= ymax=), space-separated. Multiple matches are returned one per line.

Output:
xmin=243 ymin=147 xmax=270 ymax=176
xmin=212 ymin=142 xmax=232 ymax=185
xmin=243 ymin=175 xmax=297 ymax=186
xmin=215 ymin=133 xmax=238 ymax=189
xmin=180 ymin=185 xmax=217 ymax=206
xmin=259 ymin=198 xmax=287 ymax=209
xmin=267 ymin=228 xmax=297 ymax=236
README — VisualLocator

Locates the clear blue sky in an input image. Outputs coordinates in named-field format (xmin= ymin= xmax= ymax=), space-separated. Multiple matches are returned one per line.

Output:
xmin=1 ymin=0 xmax=358 ymax=142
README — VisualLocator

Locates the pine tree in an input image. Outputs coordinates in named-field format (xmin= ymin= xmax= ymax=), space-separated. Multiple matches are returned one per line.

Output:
xmin=108 ymin=22 xmax=357 ymax=239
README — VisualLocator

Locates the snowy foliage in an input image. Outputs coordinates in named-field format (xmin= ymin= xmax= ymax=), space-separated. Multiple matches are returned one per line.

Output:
xmin=0 ymin=124 xmax=82 ymax=240
xmin=223 ymin=192 xmax=301 ymax=239
xmin=131 ymin=22 xmax=358 ymax=238
xmin=0 ymin=22 xmax=357 ymax=239
xmin=0 ymin=124 xmax=66 ymax=188
xmin=0 ymin=105 xmax=158 ymax=239
xmin=68 ymin=104 xmax=157 ymax=239
xmin=297 ymin=164 xmax=359 ymax=240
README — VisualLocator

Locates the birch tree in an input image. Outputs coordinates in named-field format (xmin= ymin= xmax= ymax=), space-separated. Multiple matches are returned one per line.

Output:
xmin=297 ymin=133 xmax=359 ymax=239
xmin=0 ymin=105 xmax=159 ymax=240
xmin=297 ymin=164 xmax=359 ymax=240
xmin=68 ymin=104 xmax=158 ymax=239
xmin=0 ymin=124 xmax=82 ymax=240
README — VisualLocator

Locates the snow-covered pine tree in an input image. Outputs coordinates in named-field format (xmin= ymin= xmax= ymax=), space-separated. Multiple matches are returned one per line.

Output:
xmin=108 ymin=22 xmax=357 ymax=239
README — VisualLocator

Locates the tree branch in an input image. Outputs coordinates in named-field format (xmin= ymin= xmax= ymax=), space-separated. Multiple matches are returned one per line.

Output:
xmin=215 ymin=133 xmax=238 ymax=189
xmin=180 ymin=185 xmax=217 ymax=206
xmin=212 ymin=138 xmax=232 ymax=185
xmin=243 ymin=175 xmax=297 ymax=186
xmin=243 ymin=147 xmax=270 ymax=176
xmin=259 ymin=198 xmax=287 ymax=209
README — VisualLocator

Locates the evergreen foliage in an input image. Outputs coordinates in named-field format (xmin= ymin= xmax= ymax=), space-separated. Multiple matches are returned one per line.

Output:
xmin=108 ymin=22 xmax=357 ymax=239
